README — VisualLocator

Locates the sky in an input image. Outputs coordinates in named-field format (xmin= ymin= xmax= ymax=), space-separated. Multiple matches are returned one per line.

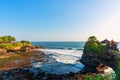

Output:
xmin=0 ymin=0 xmax=120 ymax=41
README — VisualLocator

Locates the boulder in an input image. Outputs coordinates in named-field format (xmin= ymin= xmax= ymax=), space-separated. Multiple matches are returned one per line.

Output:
xmin=96 ymin=63 xmax=115 ymax=80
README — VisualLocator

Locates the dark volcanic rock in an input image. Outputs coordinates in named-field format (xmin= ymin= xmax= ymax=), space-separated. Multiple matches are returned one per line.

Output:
xmin=0 ymin=69 xmax=79 ymax=80
xmin=80 ymin=37 xmax=119 ymax=73
xmin=36 ymin=72 xmax=45 ymax=80
xmin=35 ymin=46 xmax=45 ymax=49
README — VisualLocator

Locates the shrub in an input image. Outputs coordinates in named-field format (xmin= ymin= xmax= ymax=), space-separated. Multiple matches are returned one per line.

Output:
xmin=114 ymin=61 xmax=120 ymax=80
xmin=0 ymin=40 xmax=32 ymax=50
xmin=85 ymin=36 xmax=105 ymax=54
xmin=20 ymin=40 xmax=31 ymax=46
xmin=0 ymin=35 xmax=16 ymax=43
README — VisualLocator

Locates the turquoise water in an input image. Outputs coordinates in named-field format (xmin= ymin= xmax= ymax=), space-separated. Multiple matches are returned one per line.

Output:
xmin=32 ymin=42 xmax=85 ymax=50
xmin=31 ymin=42 xmax=120 ymax=74
xmin=32 ymin=42 xmax=120 ymax=50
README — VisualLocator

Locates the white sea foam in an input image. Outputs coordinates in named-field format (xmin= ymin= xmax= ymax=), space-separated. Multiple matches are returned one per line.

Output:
xmin=31 ymin=49 xmax=84 ymax=74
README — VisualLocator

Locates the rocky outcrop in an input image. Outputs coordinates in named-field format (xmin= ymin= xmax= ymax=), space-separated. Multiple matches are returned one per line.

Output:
xmin=20 ymin=46 xmax=35 ymax=52
xmin=80 ymin=36 xmax=119 ymax=73
xmin=0 ymin=69 xmax=78 ymax=80
xmin=35 ymin=46 xmax=45 ymax=49
xmin=7 ymin=46 xmax=36 ymax=53
xmin=0 ymin=48 xmax=7 ymax=55
xmin=101 ymin=39 xmax=119 ymax=51
xmin=80 ymin=49 xmax=119 ymax=72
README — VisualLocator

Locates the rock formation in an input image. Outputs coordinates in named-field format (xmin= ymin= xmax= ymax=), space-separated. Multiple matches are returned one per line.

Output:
xmin=80 ymin=36 xmax=119 ymax=73
xmin=0 ymin=48 xmax=7 ymax=55
xmin=20 ymin=45 xmax=35 ymax=52
xmin=35 ymin=46 xmax=45 ymax=49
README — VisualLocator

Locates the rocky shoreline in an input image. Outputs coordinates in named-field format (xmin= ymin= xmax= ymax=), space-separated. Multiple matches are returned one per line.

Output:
xmin=0 ymin=64 xmax=115 ymax=80
xmin=0 ymin=50 xmax=83 ymax=80
xmin=0 ymin=68 xmax=80 ymax=80
xmin=0 ymin=49 xmax=116 ymax=80
xmin=0 ymin=36 xmax=119 ymax=80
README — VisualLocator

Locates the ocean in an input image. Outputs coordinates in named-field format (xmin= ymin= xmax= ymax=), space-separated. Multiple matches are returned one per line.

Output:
xmin=32 ymin=42 xmax=120 ymax=50
xmin=31 ymin=42 xmax=120 ymax=74
xmin=31 ymin=42 xmax=85 ymax=74
xmin=32 ymin=42 xmax=85 ymax=50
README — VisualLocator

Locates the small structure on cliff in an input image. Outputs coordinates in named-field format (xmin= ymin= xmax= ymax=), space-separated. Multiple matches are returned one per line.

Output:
xmin=80 ymin=36 xmax=119 ymax=73
xmin=101 ymin=39 xmax=119 ymax=51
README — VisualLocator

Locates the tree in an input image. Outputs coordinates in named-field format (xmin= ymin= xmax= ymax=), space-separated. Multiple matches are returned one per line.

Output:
xmin=7 ymin=35 xmax=16 ymax=43
xmin=85 ymin=36 xmax=105 ymax=54
xmin=0 ymin=37 xmax=3 ymax=43
xmin=20 ymin=40 xmax=31 ymax=46
xmin=88 ymin=36 xmax=98 ymax=42
xmin=0 ymin=35 xmax=16 ymax=43
xmin=20 ymin=40 xmax=31 ymax=44
xmin=2 ymin=36 xmax=8 ymax=43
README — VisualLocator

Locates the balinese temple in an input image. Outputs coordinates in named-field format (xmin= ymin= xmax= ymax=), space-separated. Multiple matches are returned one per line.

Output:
xmin=101 ymin=39 xmax=110 ymax=45
xmin=101 ymin=39 xmax=119 ymax=51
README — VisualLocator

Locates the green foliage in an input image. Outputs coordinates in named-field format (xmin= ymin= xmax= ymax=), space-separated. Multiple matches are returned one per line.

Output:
xmin=0 ymin=42 xmax=31 ymax=50
xmin=85 ymin=75 xmax=93 ymax=80
xmin=88 ymin=36 xmax=98 ymax=42
xmin=0 ymin=43 xmax=21 ymax=49
xmin=85 ymin=36 xmax=105 ymax=54
xmin=114 ymin=61 xmax=120 ymax=80
xmin=84 ymin=75 xmax=111 ymax=80
xmin=20 ymin=40 xmax=31 ymax=46
xmin=0 ymin=35 xmax=31 ymax=50
xmin=0 ymin=35 xmax=16 ymax=43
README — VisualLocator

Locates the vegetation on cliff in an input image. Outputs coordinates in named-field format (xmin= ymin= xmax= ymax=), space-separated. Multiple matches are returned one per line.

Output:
xmin=0 ymin=35 xmax=31 ymax=50
xmin=80 ymin=36 xmax=120 ymax=80
xmin=0 ymin=35 xmax=16 ymax=43
xmin=85 ymin=36 xmax=105 ymax=54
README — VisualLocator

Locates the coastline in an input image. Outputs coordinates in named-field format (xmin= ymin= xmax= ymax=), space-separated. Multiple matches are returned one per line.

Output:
xmin=0 ymin=38 xmax=118 ymax=80
xmin=0 ymin=49 xmax=85 ymax=80
xmin=0 ymin=49 xmax=116 ymax=80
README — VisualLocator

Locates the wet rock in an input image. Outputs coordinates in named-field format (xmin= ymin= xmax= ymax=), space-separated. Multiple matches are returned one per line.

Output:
xmin=36 ymin=72 xmax=45 ymax=80
xmin=35 ymin=46 xmax=45 ymax=49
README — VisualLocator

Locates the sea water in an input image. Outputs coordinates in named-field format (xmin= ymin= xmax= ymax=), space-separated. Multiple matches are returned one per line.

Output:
xmin=31 ymin=49 xmax=84 ymax=74
xmin=32 ymin=42 xmax=120 ymax=50
xmin=31 ymin=42 xmax=120 ymax=74
xmin=31 ymin=42 xmax=85 ymax=74
xmin=32 ymin=42 xmax=85 ymax=50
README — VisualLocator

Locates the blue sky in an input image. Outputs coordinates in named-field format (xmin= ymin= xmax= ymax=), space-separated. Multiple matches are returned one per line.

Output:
xmin=0 ymin=0 xmax=120 ymax=41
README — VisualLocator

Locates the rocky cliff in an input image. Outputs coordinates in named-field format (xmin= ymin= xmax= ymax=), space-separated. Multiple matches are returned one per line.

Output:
xmin=80 ymin=36 xmax=119 ymax=73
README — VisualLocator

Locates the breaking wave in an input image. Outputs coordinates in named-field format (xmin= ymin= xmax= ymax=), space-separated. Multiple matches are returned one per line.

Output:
xmin=31 ymin=49 xmax=84 ymax=74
